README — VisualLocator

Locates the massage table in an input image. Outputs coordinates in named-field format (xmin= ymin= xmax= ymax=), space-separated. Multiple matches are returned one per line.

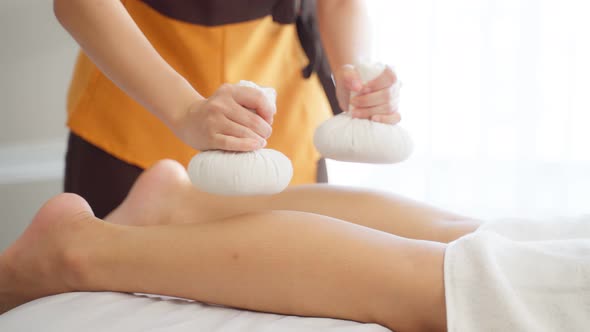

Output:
xmin=0 ymin=292 xmax=390 ymax=332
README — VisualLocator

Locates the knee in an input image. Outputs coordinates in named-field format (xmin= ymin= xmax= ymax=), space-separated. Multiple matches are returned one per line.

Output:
xmin=378 ymin=243 xmax=448 ymax=332
xmin=148 ymin=159 xmax=191 ymax=184
xmin=436 ymin=220 xmax=481 ymax=243
xmin=150 ymin=159 xmax=187 ymax=175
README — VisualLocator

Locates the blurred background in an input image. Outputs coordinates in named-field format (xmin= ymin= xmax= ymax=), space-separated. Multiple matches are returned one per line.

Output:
xmin=330 ymin=0 xmax=590 ymax=220
xmin=0 ymin=1 xmax=76 ymax=250
xmin=1 ymin=0 xmax=589 ymax=250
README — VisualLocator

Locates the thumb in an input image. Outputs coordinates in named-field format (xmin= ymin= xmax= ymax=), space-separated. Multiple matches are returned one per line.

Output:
xmin=339 ymin=64 xmax=363 ymax=93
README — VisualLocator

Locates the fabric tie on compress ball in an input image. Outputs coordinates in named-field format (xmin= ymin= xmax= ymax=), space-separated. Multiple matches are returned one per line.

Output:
xmin=188 ymin=81 xmax=293 ymax=195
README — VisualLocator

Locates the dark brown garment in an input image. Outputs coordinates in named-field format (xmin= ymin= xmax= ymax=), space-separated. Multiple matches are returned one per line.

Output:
xmin=141 ymin=0 xmax=299 ymax=25
xmin=295 ymin=0 xmax=343 ymax=115
xmin=64 ymin=132 xmax=142 ymax=218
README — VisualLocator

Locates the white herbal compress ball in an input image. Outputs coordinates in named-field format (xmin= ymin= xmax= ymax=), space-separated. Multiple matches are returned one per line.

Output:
xmin=188 ymin=149 xmax=292 ymax=195
xmin=314 ymin=62 xmax=413 ymax=164
xmin=188 ymin=81 xmax=293 ymax=195
xmin=314 ymin=112 xmax=413 ymax=163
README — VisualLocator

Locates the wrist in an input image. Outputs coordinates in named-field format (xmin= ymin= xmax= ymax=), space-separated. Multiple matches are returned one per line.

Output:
xmin=169 ymin=98 xmax=205 ymax=142
xmin=160 ymin=79 xmax=205 ymax=134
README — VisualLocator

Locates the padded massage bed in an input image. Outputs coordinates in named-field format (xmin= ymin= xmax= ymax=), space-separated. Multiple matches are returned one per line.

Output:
xmin=0 ymin=292 xmax=391 ymax=332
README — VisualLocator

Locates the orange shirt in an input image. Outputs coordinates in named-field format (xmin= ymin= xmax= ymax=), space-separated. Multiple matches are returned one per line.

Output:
xmin=67 ymin=0 xmax=331 ymax=185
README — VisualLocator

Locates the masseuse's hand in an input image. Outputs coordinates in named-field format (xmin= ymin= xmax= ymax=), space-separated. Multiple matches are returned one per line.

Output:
xmin=175 ymin=84 xmax=275 ymax=152
xmin=334 ymin=64 xmax=401 ymax=125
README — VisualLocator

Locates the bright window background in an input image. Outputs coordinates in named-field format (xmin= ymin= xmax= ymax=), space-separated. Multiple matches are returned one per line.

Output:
xmin=328 ymin=0 xmax=590 ymax=220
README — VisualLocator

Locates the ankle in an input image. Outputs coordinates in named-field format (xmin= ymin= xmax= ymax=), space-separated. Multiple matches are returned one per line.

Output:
xmin=0 ymin=255 xmax=16 ymax=289
xmin=57 ymin=215 xmax=101 ymax=291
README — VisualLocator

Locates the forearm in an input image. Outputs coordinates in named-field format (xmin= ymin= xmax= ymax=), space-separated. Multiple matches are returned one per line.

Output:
xmin=54 ymin=0 xmax=201 ymax=129
xmin=316 ymin=0 xmax=372 ymax=70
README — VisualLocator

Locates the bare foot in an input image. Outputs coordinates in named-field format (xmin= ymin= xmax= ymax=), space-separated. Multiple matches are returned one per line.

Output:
xmin=0 ymin=193 xmax=96 ymax=314
xmin=106 ymin=159 xmax=253 ymax=226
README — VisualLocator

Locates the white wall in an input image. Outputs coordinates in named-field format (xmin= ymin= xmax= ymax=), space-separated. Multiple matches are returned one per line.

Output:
xmin=0 ymin=0 xmax=78 ymax=250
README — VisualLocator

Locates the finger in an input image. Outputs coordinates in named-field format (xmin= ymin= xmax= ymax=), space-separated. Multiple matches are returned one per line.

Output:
xmin=370 ymin=112 xmax=401 ymax=125
xmin=364 ymin=65 xmax=398 ymax=92
xmin=213 ymin=134 xmax=264 ymax=152
xmin=351 ymin=103 xmax=399 ymax=119
xmin=339 ymin=64 xmax=363 ymax=93
xmin=231 ymin=86 xmax=275 ymax=124
xmin=224 ymin=100 xmax=273 ymax=139
xmin=219 ymin=116 xmax=267 ymax=147
xmin=350 ymin=88 xmax=392 ymax=108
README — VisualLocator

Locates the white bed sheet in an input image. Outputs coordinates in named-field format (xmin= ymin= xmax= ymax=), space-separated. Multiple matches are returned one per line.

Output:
xmin=0 ymin=292 xmax=391 ymax=332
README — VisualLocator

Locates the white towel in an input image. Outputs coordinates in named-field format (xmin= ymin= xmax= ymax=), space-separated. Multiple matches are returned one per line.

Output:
xmin=445 ymin=217 xmax=590 ymax=332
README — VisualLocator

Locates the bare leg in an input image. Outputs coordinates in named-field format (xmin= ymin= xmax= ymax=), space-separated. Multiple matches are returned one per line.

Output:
xmin=108 ymin=160 xmax=480 ymax=242
xmin=1 ymin=193 xmax=447 ymax=332
xmin=269 ymin=185 xmax=480 ymax=243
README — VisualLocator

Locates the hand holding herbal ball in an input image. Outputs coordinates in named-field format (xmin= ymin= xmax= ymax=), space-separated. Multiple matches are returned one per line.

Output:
xmin=314 ymin=62 xmax=413 ymax=163
xmin=188 ymin=81 xmax=293 ymax=196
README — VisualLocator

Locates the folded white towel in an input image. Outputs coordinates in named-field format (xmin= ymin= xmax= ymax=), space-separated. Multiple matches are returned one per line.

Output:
xmin=445 ymin=217 xmax=590 ymax=332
